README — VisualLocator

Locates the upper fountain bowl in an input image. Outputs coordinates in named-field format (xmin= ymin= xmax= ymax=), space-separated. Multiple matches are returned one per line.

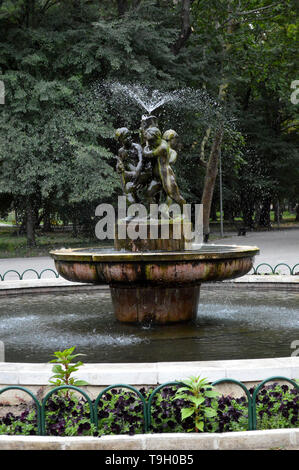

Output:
xmin=50 ymin=244 xmax=259 ymax=285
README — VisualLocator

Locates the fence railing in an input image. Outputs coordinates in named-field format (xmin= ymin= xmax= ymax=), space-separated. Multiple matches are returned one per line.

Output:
xmin=0 ymin=269 xmax=59 ymax=281
xmin=252 ymin=263 xmax=299 ymax=275
xmin=0 ymin=263 xmax=299 ymax=282
xmin=0 ymin=376 xmax=298 ymax=436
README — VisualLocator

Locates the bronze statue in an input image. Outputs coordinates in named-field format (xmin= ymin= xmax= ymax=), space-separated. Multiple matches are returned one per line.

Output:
xmin=163 ymin=129 xmax=178 ymax=164
xmin=143 ymin=126 xmax=186 ymax=210
xmin=115 ymin=127 xmax=143 ymax=205
xmin=115 ymin=117 xmax=185 ymax=212
xmin=139 ymin=114 xmax=159 ymax=146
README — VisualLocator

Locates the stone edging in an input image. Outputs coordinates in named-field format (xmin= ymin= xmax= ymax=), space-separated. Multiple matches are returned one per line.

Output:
xmin=1 ymin=357 xmax=299 ymax=387
xmin=0 ymin=429 xmax=298 ymax=450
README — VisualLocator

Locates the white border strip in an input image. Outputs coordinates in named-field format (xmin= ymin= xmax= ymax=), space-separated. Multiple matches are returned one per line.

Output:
xmin=0 ymin=429 xmax=298 ymax=450
xmin=0 ymin=357 xmax=298 ymax=386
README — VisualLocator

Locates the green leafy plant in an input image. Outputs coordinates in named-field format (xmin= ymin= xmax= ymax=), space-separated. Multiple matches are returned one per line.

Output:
xmin=175 ymin=376 xmax=220 ymax=432
xmin=49 ymin=347 xmax=89 ymax=390
xmin=0 ymin=381 xmax=298 ymax=437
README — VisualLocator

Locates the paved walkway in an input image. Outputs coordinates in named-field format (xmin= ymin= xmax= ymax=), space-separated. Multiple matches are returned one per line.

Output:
xmin=0 ymin=229 xmax=298 ymax=279
xmin=214 ymin=228 xmax=299 ymax=268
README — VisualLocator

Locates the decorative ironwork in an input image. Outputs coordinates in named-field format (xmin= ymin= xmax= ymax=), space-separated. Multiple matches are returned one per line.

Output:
xmin=0 ymin=269 xmax=59 ymax=281
xmin=0 ymin=376 xmax=298 ymax=435
xmin=252 ymin=263 xmax=299 ymax=275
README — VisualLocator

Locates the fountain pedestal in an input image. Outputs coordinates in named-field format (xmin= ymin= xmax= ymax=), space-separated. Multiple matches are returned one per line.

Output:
xmin=110 ymin=283 xmax=200 ymax=324
xmin=112 ymin=218 xmax=198 ymax=323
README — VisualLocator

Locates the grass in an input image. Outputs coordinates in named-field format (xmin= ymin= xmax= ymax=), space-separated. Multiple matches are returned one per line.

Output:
xmin=211 ymin=210 xmax=299 ymax=231
xmin=0 ymin=210 xmax=298 ymax=258
xmin=0 ymin=227 xmax=111 ymax=258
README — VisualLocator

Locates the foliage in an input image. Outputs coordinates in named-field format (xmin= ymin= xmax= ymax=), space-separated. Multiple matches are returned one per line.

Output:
xmin=97 ymin=388 xmax=145 ymax=435
xmin=44 ymin=394 xmax=96 ymax=437
xmin=0 ymin=381 xmax=297 ymax=437
xmin=174 ymin=376 xmax=219 ymax=432
xmin=0 ymin=0 xmax=298 ymax=240
xmin=254 ymin=383 xmax=299 ymax=430
xmin=49 ymin=346 xmax=89 ymax=389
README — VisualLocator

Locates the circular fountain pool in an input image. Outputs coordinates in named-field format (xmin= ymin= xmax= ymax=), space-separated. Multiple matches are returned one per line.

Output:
xmin=1 ymin=284 xmax=298 ymax=363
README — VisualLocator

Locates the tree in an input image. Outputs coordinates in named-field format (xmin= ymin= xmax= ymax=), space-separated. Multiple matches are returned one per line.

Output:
xmin=190 ymin=0 xmax=298 ymax=236
xmin=0 ymin=0 xmax=297 ymax=246
xmin=0 ymin=0 xmax=197 ymax=244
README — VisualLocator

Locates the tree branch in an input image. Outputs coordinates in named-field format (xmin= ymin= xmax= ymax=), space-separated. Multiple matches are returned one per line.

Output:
xmin=40 ymin=0 xmax=61 ymax=14
xmin=235 ymin=2 xmax=281 ymax=17
xmin=218 ymin=1 xmax=282 ymax=29
xmin=172 ymin=0 xmax=193 ymax=55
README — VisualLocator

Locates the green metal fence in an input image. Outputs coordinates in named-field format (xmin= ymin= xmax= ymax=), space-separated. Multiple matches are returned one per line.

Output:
xmin=253 ymin=263 xmax=299 ymax=275
xmin=0 ymin=376 xmax=298 ymax=436
xmin=0 ymin=269 xmax=59 ymax=281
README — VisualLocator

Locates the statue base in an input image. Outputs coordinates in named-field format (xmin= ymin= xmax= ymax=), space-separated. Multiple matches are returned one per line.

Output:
xmin=114 ymin=217 xmax=193 ymax=252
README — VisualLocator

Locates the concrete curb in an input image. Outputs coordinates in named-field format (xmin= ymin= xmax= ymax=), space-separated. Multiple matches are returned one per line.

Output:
xmin=0 ymin=429 xmax=298 ymax=450
xmin=0 ymin=357 xmax=298 ymax=390
xmin=0 ymin=278 xmax=107 ymax=295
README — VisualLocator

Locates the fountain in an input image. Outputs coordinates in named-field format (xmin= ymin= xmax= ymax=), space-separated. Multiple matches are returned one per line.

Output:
xmin=50 ymin=87 xmax=259 ymax=324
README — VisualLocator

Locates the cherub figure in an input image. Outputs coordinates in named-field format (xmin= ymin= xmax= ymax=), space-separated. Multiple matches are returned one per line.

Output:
xmin=163 ymin=129 xmax=179 ymax=164
xmin=143 ymin=127 xmax=186 ymax=210
xmin=139 ymin=114 xmax=159 ymax=146
xmin=115 ymin=127 xmax=143 ymax=205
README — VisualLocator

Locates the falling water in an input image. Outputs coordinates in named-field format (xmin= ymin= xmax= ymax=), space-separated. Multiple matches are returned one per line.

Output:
xmin=1 ymin=286 xmax=299 ymax=362
xmin=95 ymin=81 xmax=228 ymax=128
xmin=108 ymin=83 xmax=185 ymax=114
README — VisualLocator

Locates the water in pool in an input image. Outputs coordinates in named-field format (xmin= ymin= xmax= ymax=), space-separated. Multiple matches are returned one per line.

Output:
xmin=0 ymin=285 xmax=298 ymax=363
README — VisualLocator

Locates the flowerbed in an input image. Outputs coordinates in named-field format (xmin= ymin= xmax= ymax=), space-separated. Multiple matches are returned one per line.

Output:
xmin=0 ymin=382 xmax=298 ymax=437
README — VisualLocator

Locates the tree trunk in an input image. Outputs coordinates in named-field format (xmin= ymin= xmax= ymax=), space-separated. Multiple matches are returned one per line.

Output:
xmin=274 ymin=200 xmax=282 ymax=224
xmin=26 ymin=197 xmax=36 ymax=247
xmin=242 ymin=202 xmax=254 ymax=229
xmin=43 ymin=209 xmax=52 ymax=232
xmin=257 ymin=198 xmax=271 ymax=228
xmin=201 ymin=128 xmax=224 ymax=241
xmin=24 ymin=0 xmax=36 ymax=27
xmin=172 ymin=0 xmax=193 ymax=55
xmin=210 ymin=201 xmax=217 ymax=222
xmin=223 ymin=202 xmax=235 ymax=224
xmin=117 ymin=0 xmax=128 ymax=16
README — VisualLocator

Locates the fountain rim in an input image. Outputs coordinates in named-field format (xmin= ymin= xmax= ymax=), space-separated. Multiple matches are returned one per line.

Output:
xmin=50 ymin=245 xmax=260 ymax=263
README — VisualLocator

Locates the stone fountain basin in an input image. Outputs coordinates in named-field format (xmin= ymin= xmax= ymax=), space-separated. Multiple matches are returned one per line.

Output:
xmin=50 ymin=245 xmax=259 ymax=323
xmin=50 ymin=245 xmax=259 ymax=285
